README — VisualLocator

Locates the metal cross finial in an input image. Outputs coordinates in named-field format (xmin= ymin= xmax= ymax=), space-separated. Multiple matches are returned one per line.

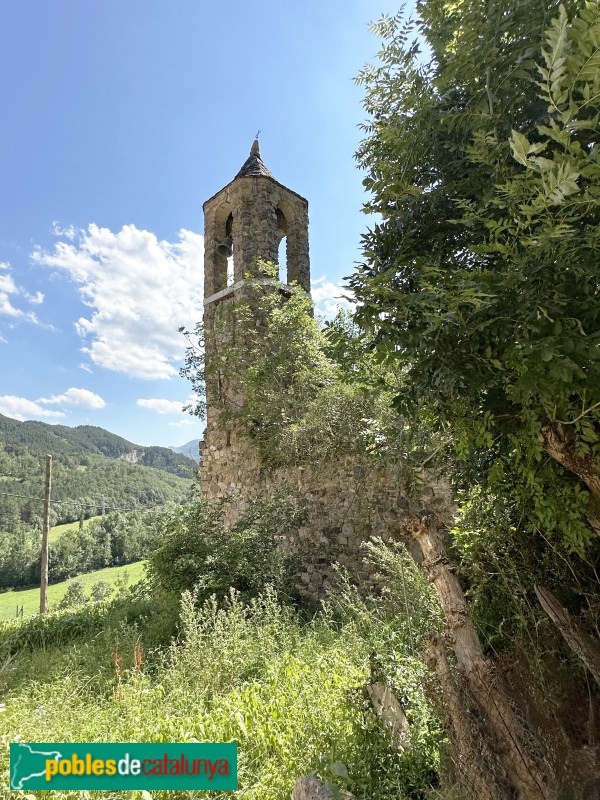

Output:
xmin=255 ymin=129 xmax=261 ymax=139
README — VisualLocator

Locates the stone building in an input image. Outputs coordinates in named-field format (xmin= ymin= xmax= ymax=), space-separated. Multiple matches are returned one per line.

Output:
xmin=199 ymin=141 xmax=449 ymax=595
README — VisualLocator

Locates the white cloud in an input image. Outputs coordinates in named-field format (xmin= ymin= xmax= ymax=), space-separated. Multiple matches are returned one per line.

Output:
xmin=0 ymin=396 xmax=65 ymax=422
xmin=33 ymin=224 xmax=204 ymax=380
xmin=24 ymin=290 xmax=44 ymax=305
xmin=137 ymin=397 xmax=185 ymax=414
xmin=169 ymin=417 xmax=198 ymax=427
xmin=0 ymin=264 xmax=41 ymax=324
xmin=312 ymin=276 xmax=354 ymax=317
xmin=51 ymin=222 xmax=76 ymax=240
xmin=79 ymin=362 xmax=93 ymax=374
xmin=38 ymin=387 xmax=105 ymax=409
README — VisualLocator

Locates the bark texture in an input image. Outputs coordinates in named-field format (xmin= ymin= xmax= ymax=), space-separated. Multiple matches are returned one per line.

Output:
xmin=408 ymin=516 xmax=558 ymax=800
xmin=541 ymin=424 xmax=600 ymax=534
xmin=535 ymin=585 xmax=600 ymax=688
xmin=427 ymin=636 xmax=505 ymax=800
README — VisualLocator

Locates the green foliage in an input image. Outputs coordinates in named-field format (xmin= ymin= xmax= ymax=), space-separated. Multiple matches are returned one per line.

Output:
xmin=328 ymin=537 xmax=444 ymax=675
xmin=183 ymin=266 xmax=419 ymax=470
xmin=0 ymin=587 xmax=443 ymax=799
xmin=90 ymin=580 xmax=113 ymax=603
xmin=0 ymin=603 xmax=109 ymax=656
xmin=146 ymin=494 xmax=305 ymax=601
xmin=351 ymin=1 xmax=600 ymax=557
xmin=1 ymin=508 xmax=161 ymax=590
xmin=451 ymin=484 xmax=600 ymax=649
xmin=179 ymin=321 xmax=206 ymax=420
xmin=57 ymin=578 xmax=88 ymax=609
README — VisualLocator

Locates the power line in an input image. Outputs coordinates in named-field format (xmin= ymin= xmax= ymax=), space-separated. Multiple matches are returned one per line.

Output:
xmin=0 ymin=490 xmax=181 ymax=515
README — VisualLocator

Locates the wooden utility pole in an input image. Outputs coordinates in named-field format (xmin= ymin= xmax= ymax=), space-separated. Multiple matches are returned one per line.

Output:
xmin=40 ymin=454 xmax=52 ymax=614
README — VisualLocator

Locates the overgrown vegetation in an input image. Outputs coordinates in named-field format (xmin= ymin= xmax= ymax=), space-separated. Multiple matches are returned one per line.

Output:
xmin=146 ymin=494 xmax=306 ymax=601
xmin=182 ymin=276 xmax=436 ymax=473
xmin=0 ymin=541 xmax=444 ymax=800
xmin=352 ymin=0 xmax=600 ymax=555
xmin=2 ymin=2 xmax=599 ymax=797
xmin=348 ymin=0 xmax=600 ymax=794
xmin=346 ymin=0 xmax=600 ymax=639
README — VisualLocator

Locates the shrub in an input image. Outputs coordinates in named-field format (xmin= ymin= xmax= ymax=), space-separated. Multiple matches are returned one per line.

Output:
xmin=146 ymin=495 xmax=305 ymax=601
xmin=57 ymin=578 xmax=88 ymax=609
xmin=91 ymin=580 xmax=113 ymax=603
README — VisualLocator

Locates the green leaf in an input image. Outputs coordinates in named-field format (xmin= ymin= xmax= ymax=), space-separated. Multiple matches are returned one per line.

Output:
xmin=235 ymin=711 xmax=248 ymax=737
xmin=510 ymin=130 xmax=532 ymax=166
xmin=329 ymin=762 xmax=349 ymax=780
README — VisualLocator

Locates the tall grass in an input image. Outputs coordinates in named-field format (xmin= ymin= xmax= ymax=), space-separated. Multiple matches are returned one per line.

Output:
xmin=0 ymin=581 xmax=442 ymax=800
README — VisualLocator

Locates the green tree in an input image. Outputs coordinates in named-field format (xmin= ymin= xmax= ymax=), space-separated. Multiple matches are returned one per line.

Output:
xmin=58 ymin=578 xmax=88 ymax=609
xmin=351 ymin=0 xmax=600 ymax=555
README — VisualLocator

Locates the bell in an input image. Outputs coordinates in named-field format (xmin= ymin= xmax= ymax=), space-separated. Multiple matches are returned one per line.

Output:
xmin=216 ymin=236 xmax=233 ymax=257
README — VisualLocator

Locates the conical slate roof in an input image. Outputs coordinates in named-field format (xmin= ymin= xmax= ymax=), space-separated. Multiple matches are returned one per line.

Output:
xmin=235 ymin=139 xmax=274 ymax=179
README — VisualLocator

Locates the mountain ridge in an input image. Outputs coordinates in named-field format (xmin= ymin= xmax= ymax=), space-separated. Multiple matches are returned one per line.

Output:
xmin=0 ymin=414 xmax=198 ymax=530
xmin=169 ymin=439 xmax=201 ymax=463
xmin=0 ymin=414 xmax=197 ymax=478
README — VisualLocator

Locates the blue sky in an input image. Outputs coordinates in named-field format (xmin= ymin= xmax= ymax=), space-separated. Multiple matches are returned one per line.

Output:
xmin=0 ymin=0 xmax=413 ymax=448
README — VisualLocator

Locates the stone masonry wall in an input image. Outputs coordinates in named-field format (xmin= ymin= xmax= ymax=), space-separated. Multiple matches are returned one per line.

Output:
xmin=200 ymin=421 xmax=451 ymax=597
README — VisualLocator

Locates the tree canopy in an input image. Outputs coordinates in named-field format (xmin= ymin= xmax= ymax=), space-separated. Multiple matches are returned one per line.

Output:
xmin=351 ymin=0 xmax=600 ymax=556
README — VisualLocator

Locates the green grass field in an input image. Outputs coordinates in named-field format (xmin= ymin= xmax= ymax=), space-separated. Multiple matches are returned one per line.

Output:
xmin=49 ymin=514 xmax=101 ymax=543
xmin=0 ymin=560 xmax=146 ymax=621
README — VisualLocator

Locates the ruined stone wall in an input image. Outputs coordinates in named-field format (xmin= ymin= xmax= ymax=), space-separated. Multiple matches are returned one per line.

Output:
xmin=200 ymin=424 xmax=451 ymax=597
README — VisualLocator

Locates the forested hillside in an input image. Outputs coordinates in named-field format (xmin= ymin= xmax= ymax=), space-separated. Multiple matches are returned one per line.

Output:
xmin=0 ymin=414 xmax=197 ymax=476
xmin=0 ymin=414 xmax=196 ymax=533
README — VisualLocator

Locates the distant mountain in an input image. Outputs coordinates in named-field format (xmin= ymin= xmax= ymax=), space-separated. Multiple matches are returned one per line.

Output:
xmin=169 ymin=439 xmax=201 ymax=463
xmin=0 ymin=414 xmax=198 ymax=530
xmin=0 ymin=415 xmax=197 ymax=478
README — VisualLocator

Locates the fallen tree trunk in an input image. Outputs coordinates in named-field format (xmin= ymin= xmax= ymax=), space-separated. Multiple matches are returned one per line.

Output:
xmin=535 ymin=585 xmax=600 ymax=688
xmin=407 ymin=515 xmax=557 ymax=800
xmin=365 ymin=681 xmax=410 ymax=748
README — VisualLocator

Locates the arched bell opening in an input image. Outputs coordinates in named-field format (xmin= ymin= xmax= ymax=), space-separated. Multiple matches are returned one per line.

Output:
xmin=277 ymin=238 xmax=288 ymax=284
xmin=276 ymin=207 xmax=289 ymax=284
xmin=208 ymin=203 xmax=233 ymax=296
xmin=224 ymin=213 xmax=234 ymax=286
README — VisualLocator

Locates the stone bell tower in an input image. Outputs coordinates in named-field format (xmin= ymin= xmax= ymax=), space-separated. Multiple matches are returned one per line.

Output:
xmin=199 ymin=141 xmax=310 ymax=505
xmin=203 ymin=139 xmax=310 ymax=298
xmin=198 ymin=141 xmax=451 ymax=596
